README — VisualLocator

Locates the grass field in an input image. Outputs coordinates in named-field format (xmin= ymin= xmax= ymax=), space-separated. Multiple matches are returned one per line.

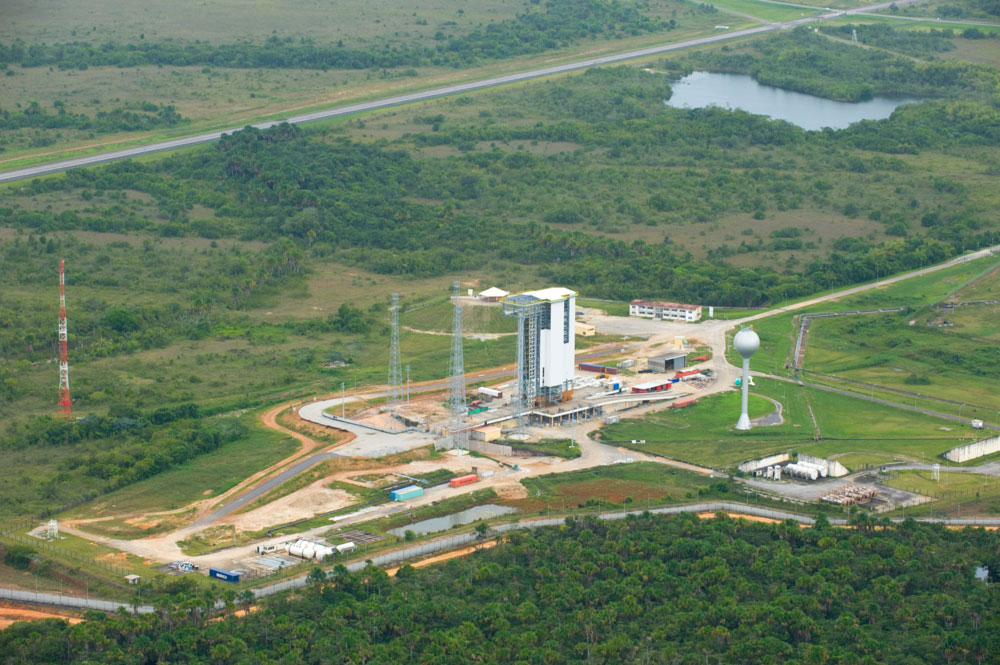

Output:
xmin=598 ymin=378 xmax=816 ymax=467
xmin=710 ymin=0 xmax=820 ymax=22
xmin=67 ymin=418 xmax=299 ymax=517
xmin=401 ymin=297 xmax=517 ymax=334
xmin=0 ymin=0 xmax=754 ymax=166
xmin=597 ymin=373 xmax=969 ymax=469
xmin=505 ymin=438 xmax=581 ymax=459
xmin=728 ymin=255 xmax=1000 ymax=376
xmin=886 ymin=470 xmax=1000 ymax=517
xmin=517 ymin=462 xmax=717 ymax=511
xmin=577 ymin=299 xmax=630 ymax=316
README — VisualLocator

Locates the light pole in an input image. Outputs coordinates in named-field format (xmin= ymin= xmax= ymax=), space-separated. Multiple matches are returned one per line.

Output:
xmin=341 ymin=381 xmax=345 ymax=419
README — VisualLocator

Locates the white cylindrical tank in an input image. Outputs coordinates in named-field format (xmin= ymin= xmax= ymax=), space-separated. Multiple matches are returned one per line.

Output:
xmin=315 ymin=546 xmax=334 ymax=560
xmin=773 ymin=467 xmax=781 ymax=481
xmin=288 ymin=541 xmax=306 ymax=558
xmin=301 ymin=544 xmax=316 ymax=560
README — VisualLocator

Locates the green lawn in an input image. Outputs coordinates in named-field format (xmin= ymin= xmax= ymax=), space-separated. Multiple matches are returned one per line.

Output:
xmin=506 ymin=438 xmax=581 ymax=459
xmin=401 ymin=298 xmax=517 ymax=334
xmin=518 ymin=462 xmax=717 ymax=510
xmin=577 ymin=299 xmax=630 ymax=317
xmin=597 ymin=378 xmax=814 ymax=467
xmin=596 ymin=374 xmax=967 ymax=470
xmin=710 ymin=0 xmax=819 ymax=22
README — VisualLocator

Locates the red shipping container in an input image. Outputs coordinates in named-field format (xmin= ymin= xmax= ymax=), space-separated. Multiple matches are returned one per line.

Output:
xmin=449 ymin=474 xmax=479 ymax=488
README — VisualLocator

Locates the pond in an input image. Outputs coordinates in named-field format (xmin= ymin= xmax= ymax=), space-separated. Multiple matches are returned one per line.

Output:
xmin=665 ymin=71 xmax=920 ymax=131
xmin=387 ymin=504 xmax=517 ymax=538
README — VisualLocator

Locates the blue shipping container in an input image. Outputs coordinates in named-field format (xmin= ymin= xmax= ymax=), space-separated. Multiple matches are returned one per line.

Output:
xmin=208 ymin=567 xmax=240 ymax=583
xmin=391 ymin=485 xmax=424 ymax=501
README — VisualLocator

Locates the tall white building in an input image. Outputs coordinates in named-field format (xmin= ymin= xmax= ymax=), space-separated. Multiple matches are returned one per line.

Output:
xmin=502 ymin=287 xmax=576 ymax=410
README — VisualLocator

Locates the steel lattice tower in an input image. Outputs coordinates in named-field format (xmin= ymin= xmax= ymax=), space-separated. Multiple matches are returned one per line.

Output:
xmin=502 ymin=298 xmax=545 ymax=436
xmin=446 ymin=281 xmax=468 ymax=449
xmin=387 ymin=293 xmax=403 ymax=423
xmin=57 ymin=260 xmax=71 ymax=419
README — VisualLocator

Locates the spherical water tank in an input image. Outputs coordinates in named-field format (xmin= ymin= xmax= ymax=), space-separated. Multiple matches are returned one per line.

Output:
xmin=733 ymin=329 xmax=760 ymax=359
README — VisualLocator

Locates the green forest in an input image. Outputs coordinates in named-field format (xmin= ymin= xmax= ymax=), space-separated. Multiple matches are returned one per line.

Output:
xmin=2 ymin=514 xmax=997 ymax=664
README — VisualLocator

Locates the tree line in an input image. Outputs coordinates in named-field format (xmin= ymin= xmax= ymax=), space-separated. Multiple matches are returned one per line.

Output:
xmin=0 ymin=100 xmax=184 ymax=134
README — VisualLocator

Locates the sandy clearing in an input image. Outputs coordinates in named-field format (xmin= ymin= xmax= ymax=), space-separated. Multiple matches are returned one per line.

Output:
xmin=384 ymin=539 xmax=499 ymax=576
xmin=0 ymin=604 xmax=83 ymax=629
xmin=229 ymin=482 xmax=357 ymax=532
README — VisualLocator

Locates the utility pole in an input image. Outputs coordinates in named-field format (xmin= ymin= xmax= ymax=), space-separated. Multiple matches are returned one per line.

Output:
xmin=341 ymin=381 xmax=345 ymax=419
xmin=406 ymin=365 xmax=411 ymax=406
xmin=57 ymin=260 xmax=71 ymax=419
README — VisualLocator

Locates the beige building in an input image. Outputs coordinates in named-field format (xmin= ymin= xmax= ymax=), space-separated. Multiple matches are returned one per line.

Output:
xmin=575 ymin=321 xmax=596 ymax=337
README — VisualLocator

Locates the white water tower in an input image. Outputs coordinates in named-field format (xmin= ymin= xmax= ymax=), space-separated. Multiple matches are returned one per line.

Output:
xmin=734 ymin=328 xmax=760 ymax=430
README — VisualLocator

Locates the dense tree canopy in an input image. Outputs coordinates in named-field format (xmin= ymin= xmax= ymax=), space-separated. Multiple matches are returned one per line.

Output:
xmin=1 ymin=514 xmax=997 ymax=663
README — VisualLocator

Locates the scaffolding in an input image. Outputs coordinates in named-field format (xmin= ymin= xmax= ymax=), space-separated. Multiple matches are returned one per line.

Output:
xmin=502 ymin=295 xmax=546 ymax=435
xmin=387 ymin=293 xmax=403 ymax=426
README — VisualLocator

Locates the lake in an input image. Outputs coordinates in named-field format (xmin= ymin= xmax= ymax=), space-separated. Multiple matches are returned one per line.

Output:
xmin=665 ymin=71 xmax=920 ymax=131
xmin=387 ymin=504 xmax=517 ymax=538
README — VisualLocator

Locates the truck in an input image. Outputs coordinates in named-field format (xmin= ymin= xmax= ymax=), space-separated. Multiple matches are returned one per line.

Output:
xmin=449 ymin=474 xmax=479 ymax=488
xmin=972 ymin=419 xmax=984 ymax=429
xmin=208 ymin=568 xmax=240 ymax=583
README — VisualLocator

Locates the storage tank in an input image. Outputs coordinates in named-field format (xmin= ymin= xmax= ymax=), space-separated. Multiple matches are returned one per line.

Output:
xmin=336 ymin=541 xmax=357 ymax=554
xmin=288 ymin=541 xmax=306 ymax=558
xmin=773 ymin=467 xmax=781 ymax=481
xmin=301 ymin=544 xmax=316 ymax=560
xmin=314 ymin=545 xmax=334 ymax=560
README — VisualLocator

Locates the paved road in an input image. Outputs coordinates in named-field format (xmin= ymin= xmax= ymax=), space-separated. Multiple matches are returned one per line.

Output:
xmin=0 ymin=0 xmax=926 ymax=183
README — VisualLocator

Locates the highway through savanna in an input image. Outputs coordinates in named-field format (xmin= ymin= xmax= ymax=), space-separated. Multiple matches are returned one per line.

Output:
xmin=0 ymin=0 xmax=927 ymax=184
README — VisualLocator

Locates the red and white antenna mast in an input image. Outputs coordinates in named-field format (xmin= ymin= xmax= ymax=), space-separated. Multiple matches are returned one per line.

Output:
xmin=58 ymin=260 xmax=71 ymax=419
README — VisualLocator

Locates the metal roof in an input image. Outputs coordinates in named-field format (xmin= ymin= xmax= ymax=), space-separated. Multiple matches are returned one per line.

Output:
xmin=650 ymin=352 xmax=687 ymax=361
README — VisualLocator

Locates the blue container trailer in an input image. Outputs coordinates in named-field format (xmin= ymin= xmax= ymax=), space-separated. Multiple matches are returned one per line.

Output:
xmin=208 ymin=568 xmax=240 ymax=583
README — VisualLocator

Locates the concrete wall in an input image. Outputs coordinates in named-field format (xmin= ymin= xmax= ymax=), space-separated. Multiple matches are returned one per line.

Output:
xmin=468 ymin=441 xmax=513 ymax=456
xmin=738 ymin=453 xmax=790 ymax=474
xmin=944 ymin=435 xmax=1000 ymax=463
xmin=798 ymin=454 xmax=850 ymax=478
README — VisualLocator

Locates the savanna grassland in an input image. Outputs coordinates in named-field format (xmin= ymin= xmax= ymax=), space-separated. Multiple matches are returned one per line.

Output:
xmin=0 ymin=0 xmax=737 ymax=165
